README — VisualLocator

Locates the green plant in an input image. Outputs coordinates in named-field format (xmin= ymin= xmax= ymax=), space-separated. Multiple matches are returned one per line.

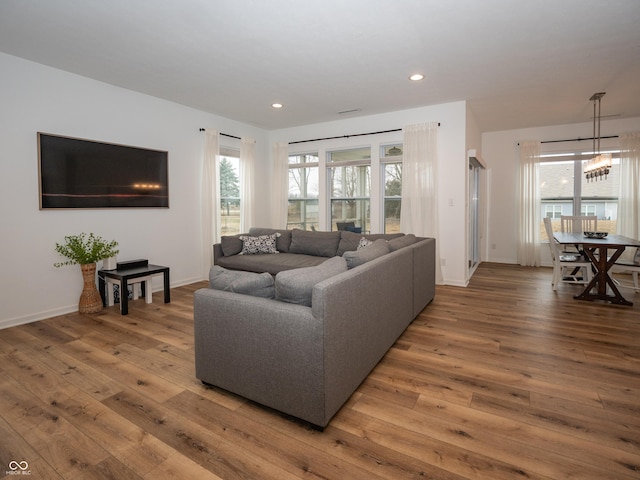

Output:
xmin=54 ymin=233 xmax=119 ymax=267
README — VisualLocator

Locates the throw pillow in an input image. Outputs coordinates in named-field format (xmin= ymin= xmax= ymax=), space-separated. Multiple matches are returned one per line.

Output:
xmin=239 ymin=233 xmax=280 ymax=255
xmin=358 ymin=237 xmax=373 ymax=249
xmin=343 ymin=238 xmax=390 ymax=269
xmin=275 ymin=256 xmax=348 ymax=306
xmin=248 ymin=228 xmax=292 ymax=252
xmin=209 ymin=265 xmax=275 ymax=298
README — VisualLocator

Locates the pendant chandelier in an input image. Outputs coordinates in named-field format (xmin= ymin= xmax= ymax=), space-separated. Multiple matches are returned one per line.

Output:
xmin=584 ymin=92 xmax=612 ymax=182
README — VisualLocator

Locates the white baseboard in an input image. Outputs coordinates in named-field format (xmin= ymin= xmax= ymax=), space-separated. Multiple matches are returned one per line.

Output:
xmin=0 ymin=277 xmax=207 ymax=330
xmin=0 ymin=305 xmax=77 ymax=330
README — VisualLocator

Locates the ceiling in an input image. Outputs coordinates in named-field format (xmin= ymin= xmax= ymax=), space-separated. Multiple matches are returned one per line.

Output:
xmin=1 ymin=0 xmax=640 ymax=132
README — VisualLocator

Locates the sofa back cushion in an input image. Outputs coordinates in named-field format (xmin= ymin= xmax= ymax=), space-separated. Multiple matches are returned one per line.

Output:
xmin=343 ymin=238 xmax=390 ymax=269
xmin=209 ymin=265 xmax=275 ymax=298
xmin=388 ymin=233 xmax=418 ymax=252
xmin=289 ymin=229 xmax=341 ymax=257
xmin=337 ymin=231 xmax=405 ymax=255
xmin=220 ymin=234 xmax=245 ymax=257
xmin=275 ymin=256 xmax=347 ymax=306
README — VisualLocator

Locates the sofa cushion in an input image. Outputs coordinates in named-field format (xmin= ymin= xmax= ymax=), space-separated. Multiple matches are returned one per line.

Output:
xmin=216 ymin=252 xmax=328 ymax=275
xmin=239 ymin=233 xmax=280 ymax=255
xmin=343 ymin=238 xmax=390 ymax=269
xmin=289 ymin=229 xmax=341 ymax=257
xmin=275 ymin=256 xmax=347 ymax=306
xmin=220 ymin=234 xmax=244 ymax=257
xmin=388 ymin=233 xmax=418 ymax=251
xmin=209 ymin=266 xmax=275 ymax=298
xmin=249 ymin=228 xmax=292 ymax=253
xmin=337 ymin=231 xmax=405 ymax=255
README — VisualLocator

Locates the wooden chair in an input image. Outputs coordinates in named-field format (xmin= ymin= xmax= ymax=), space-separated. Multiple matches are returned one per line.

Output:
xmin=543 ymin=217 xmax=593 ymax=290
xmin=560 ymin=215 xmax=598 ymax=233
xmin=611 ymin=247 xmax=640 ymax=293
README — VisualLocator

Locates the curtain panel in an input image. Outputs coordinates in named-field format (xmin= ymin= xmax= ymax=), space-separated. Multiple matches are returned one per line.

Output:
xmin=517 ymin=140 xmax=541 ymax=267
xmin=618 ymin=132 xmax=640 ymax=241
xmin=272 ymin=142 xmax=289 ymax=229
xmin=240 ymin=137 xmax=256 ymax=232
xmin=202 ymin=129 xmax=220 ymax=273
xmin=400 ymin=122 xmax=442 ymax=284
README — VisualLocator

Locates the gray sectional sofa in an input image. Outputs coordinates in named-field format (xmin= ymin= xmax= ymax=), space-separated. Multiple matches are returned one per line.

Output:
xmin=194 ymin=227 xmax=436 ymax=428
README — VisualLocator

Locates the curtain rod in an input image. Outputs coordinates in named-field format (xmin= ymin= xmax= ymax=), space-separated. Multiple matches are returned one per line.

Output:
xmin=199 ymin=128 xmax=241 ymax=140
xmin=518 ymin=135 xmax=619 ymax=146
xmin=288 ymin=124 xmax=440 ymax=145
xmin=541 ymin=134 xmax=618 ymax=144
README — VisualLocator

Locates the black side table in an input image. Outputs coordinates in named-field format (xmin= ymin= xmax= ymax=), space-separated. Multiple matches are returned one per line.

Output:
xmin=98 ymin=264 xmax=170 ymax=315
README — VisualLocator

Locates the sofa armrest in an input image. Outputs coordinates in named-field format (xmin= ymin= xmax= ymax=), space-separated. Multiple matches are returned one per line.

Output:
xmin=213 ymin=243 xmax=224 ymax=264
xmin=311 ymin=247 xmax=415 ymax=421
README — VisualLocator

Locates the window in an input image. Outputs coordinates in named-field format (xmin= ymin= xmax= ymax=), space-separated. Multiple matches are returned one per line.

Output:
xmin=328 ymin=147 xmax=371 ymax=231
xmin=219 ymin=148 xmax=240 ymax=235
xmin=544 ymin=204 xmax=563 ymax=219
xmin=539 ymin=149 xmax=620 ymax=240
xmin=288 ymin=153 xmax=319 ymax=230
xmin=381 ymin=144 xmax=403 ymax=233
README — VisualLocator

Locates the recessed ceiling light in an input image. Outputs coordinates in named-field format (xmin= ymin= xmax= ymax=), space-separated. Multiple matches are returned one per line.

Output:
xmin=409 ymin=74 xmax=424 ymax=81
xmin=272 ymin=103 xmax=283 ymax=108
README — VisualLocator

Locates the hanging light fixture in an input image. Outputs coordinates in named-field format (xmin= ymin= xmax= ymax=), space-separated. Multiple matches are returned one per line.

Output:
xmin=584 ymin=92 xmax=612 ymax=182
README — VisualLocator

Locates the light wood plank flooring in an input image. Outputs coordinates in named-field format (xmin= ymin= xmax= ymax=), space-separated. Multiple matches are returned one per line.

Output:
xmin=1 ymin=263 xmax=639 ymax=479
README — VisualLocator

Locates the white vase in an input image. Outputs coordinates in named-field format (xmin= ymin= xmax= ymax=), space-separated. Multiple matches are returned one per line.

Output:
xmin=103 ymin=256 xmax=117 ymax=270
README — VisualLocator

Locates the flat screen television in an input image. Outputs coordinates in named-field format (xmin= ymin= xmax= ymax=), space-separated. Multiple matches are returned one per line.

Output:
xmin=38 ymin=132 xmax=169 ymax=209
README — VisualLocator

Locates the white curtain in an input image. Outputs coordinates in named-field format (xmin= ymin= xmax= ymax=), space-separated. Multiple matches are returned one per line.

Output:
xmin=617 ymin=132 xmax=640 ymax=240
xmin=272 ymin=142 xmax=289 ymax=229
xmin=240 ymin=137 xmax=255 ymax=232
xmin=517 ymin=140 xmax=541 ymax=266
xmin=400 ymin=122 xmax=442 ymax=284
xmin=202 ymin=129 xmax=220 ymax=274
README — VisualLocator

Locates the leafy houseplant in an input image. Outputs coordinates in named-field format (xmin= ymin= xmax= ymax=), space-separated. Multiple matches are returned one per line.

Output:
xmin=54 ymin=232 xmax=119 ymax=267
xmin=54 ymin=233 xmax=119 ymax=314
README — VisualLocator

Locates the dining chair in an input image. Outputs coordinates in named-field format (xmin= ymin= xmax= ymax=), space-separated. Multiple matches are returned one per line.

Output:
xmin=560 ymin=215 xmax=598 ymax=233
xmin=611 ymin=247 xmax=640 ymax=293
xmin=336 ymin=221 xmax=355 ymax=231
xmin=560 ymin=215 xmax=598 ymax=254
xmin=543 ymin=217 xmax=593 ymax=290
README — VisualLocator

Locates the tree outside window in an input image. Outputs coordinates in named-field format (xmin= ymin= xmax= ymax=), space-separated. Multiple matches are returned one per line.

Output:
xmin=219 ymin=154 xmax=240 ymax=235
xmin=288 ymin=153 xmax=319 ymax=230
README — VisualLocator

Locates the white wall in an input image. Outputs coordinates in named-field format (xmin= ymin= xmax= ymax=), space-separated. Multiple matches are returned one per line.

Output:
xmin=0 ymin=53 xmax=268 ymax=328
xmin=482 ymin=116 xmax=640 ymax=265
xmin=0 ymin=52 xmax=476 ymax=327
xmin=268 ymin=101 xmax=469 ymax=286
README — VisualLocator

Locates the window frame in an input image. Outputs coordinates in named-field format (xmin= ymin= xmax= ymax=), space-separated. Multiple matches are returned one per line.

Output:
xmin=380 ymin=144 xmax=403 ymax=234
xmin=287 ymin=152 xmax=319 ymax=231
xmin=326 ymin=147 xmax=372 ymax=232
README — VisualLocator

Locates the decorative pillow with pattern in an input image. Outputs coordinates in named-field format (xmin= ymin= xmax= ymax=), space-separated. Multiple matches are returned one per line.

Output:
xmin=357 ymin=237 xmax=373 ymax=249
xmin=239 ymin=233 xmax=280 ymax=255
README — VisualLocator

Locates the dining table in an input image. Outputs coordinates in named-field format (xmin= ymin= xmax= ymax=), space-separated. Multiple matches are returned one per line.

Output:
xmin=553 ymin=232 xmax=640 ymax=306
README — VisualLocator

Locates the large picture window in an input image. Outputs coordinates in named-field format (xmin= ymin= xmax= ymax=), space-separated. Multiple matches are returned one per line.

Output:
xmin=328 ymin=147 xmax=371 ymax=232
xmin=219 ymin=148 xmax=241 ymax=235
xmin=539 ymin=149 xmax=620 ymax=240
xmin=381 ymin=144 xmax=402 ymax=233
xmin=288 ymin=153 xmax=319 ymax=230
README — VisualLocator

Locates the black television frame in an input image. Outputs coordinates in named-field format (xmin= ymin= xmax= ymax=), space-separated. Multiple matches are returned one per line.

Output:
xmin=38 ymin=132 xmax=169 ymax=209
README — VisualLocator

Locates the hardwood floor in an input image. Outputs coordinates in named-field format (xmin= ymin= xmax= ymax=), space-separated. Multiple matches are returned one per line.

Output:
xmin=1 ymin=263 xmax=639 ymax=479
